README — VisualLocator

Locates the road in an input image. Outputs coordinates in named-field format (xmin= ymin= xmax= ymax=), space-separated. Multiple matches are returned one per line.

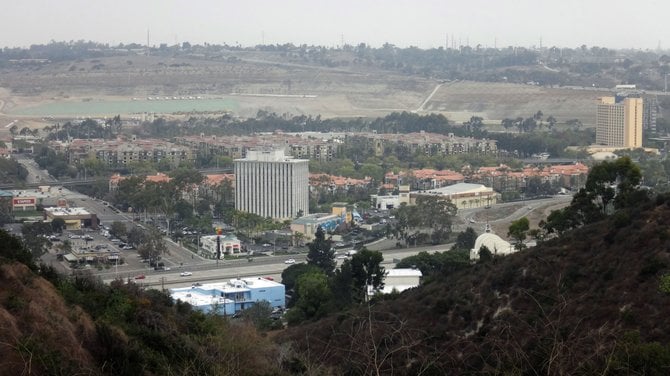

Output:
xmin=13 ymin=154 xmax=58 ymax=185
xmin=456 ymin=195 xmax=572 ymax=236
xmin=100 ymin=244 xmax=451 ymax=289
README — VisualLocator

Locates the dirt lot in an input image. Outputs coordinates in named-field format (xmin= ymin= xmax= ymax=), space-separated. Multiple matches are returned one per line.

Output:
xmin=0 ymin=54 xmax=433 ymax=122
xmin=0 ymin=53 xmax=607 ymax=128
xmin=425 ymin=80 xmax=603 ymax=125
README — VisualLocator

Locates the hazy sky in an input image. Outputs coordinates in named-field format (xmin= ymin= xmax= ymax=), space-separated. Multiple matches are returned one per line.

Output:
xmin=1 ymin=0 xmax=668 ymax=50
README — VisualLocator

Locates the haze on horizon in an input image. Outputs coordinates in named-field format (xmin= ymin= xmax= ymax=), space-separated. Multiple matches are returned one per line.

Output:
xmin=1 ymin=0 xmax=669 ymax=50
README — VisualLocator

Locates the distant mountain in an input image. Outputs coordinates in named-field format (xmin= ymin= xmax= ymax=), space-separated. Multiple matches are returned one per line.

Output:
xmin=279 ymin=195 xmax=670 ymax=374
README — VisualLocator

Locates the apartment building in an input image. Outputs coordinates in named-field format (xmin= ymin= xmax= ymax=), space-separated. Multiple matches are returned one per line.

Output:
xmin=59 ymin=138 xmax=193 ymax=167
xmin=596 ymin=96 xmax=643 ymax=148
xmin=348 ymin=131 xmax=497 ymax=157
xmin=176 ymin=132 xmax=341 ymax=162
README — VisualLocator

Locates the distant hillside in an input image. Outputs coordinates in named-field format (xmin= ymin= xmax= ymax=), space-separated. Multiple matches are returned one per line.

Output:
xmin=280 ymin=196 xmax=670 ymax=374
xmin=0 ymin=52 xmax=614 ymax=123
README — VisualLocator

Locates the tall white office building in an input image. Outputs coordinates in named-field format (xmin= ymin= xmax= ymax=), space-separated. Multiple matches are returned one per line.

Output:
xmin=234 ymin=149 xmax=309 ymax=220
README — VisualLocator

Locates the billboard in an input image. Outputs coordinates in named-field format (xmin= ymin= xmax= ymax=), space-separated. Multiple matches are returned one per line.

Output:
xmin=13 ymin=197 xmax=36 ymax=206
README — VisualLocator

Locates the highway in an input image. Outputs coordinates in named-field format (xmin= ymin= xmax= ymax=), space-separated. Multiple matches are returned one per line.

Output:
xmin=101 ymin=244 xmax=452 ymax=289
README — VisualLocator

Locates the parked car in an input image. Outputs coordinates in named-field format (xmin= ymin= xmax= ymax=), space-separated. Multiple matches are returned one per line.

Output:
xmin=284 ymin=259 xmax=296 ymax=264
xmin=180 ymin=271 xmax=193 ymax=277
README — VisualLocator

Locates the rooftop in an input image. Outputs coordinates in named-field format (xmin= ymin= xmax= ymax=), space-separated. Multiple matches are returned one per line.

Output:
xmin=387 ymin=268 xmax=423 ymax=277
xmin=44 ymin=207 xmax=91 ymax=216
xmin=422 ymin=182 xmax=491 ymax=196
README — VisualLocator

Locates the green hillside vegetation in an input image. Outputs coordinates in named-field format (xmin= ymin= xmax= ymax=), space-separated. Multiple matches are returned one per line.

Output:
xmin=278 ymin=158 xmax=670 ymax=374
xmin=0 ymin=229 xmax=287 ymax=375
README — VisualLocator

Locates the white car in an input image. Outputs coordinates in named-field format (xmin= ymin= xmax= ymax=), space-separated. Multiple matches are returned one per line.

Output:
xmin=284 ymin=259 xmax=296 ymax=264
xmin=180 ymin=271 xmax=192 ymax=277
xmin=336 ymin=255 xmax=348 ymax=260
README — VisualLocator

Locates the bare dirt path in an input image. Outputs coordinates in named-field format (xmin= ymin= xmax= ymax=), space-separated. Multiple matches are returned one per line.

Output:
xmin=415 ymin=83 xmax=442 ymax=112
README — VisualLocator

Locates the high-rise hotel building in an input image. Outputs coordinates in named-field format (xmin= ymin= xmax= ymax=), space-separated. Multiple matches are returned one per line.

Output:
xmin=234 ymin=149 xmax=309 ymax=220
xmin=596 ymin=96 xmax=643 ymax=148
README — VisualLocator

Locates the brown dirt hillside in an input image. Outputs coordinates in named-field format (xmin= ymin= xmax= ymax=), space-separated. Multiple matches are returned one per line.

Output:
xmin=0 ymin=262 xmax=99 ymax=375
xmin=280 ymin=198 xmax=670 ymax=375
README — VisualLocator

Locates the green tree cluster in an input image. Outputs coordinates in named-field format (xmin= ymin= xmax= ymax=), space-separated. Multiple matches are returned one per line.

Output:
xmin=542 ymin=157 xmax=647 ymax=235
xmin=391 ymin=196 xmax=457 ymax=245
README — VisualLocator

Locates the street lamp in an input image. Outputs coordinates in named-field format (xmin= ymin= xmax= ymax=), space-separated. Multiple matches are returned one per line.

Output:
xmin=216 ymin=227 xmax=223 ymax=267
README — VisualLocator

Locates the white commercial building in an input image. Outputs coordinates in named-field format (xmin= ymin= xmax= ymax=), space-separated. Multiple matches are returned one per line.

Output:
xmin=412 ymin=183 xmax=497 ymax=210
xmin=380 ymin=268 xmax=423 ymax=294
xmin=200 ymin=234 xmax=242 ymax=258
xmin=235 ymin=149 xmax=309 ymax=220
xmin=171 ymin=277 xmax=285 ymax=315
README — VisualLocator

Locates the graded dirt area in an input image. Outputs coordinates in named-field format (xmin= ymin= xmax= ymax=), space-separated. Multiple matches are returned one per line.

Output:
xmin=425 ymin=80 xmax=603 ymax=125
xmin=0 ymin=55 xmax=433 ymax=122
xmin=0 ymin=54 xmax=608 ymax=128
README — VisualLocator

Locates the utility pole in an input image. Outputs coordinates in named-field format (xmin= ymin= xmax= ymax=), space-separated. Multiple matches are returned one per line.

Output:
xmin=216 ymin=227 xmax=222 ymax=267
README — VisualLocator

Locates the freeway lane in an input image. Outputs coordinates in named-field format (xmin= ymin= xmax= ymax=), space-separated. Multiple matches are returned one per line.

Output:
xmin=101 ymin=244 xmax=453 ymax=289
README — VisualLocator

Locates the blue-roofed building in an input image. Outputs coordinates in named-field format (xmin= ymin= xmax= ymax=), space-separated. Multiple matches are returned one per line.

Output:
xmin=290 ymin=212 xmax=344 ymax=241
xmin=170 ymin=277 xmax=285 ymax=315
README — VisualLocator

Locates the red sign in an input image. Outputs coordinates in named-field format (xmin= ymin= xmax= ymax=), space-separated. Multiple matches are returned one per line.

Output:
xmin=13 ymin=197 xmax=36 ymax=206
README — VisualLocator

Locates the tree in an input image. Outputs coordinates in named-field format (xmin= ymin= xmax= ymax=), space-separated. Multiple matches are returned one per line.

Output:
xmin=542 ymin=157 xmax=645 ymax=235
xmin=240 ymin=300 xmax=277 ymax=331
xmin=21 ymin=222 xmax=52 ymax=258
xmin=478 ymin=245 xmax=493 ymax=263
xmin=415 ymin=195 xmax=457 ymax=244
xmin=110 ymin=221 xmax=127 ymax=239
xmin=0 ymin=229 xmax=37 ymax=270
xmin=452 ymin=227 xmax=478 ymax=251
xmin=508 ymin=217 xmax=529 ymax=250
xmin=306 ymin=226 xmax=335 ymax=275
xmin=281 ymin=263 xmax=321 ymax=306
xmin=127 ymin=227 xmax=148 ymax=248
xmin=546 ymin=115 xmax=557 ymax=130
xmin=350 ymin=248 xmax=385 ymax=299
xmin=51 ymin=218 xmax=66 ymax=233
xmin=591 ymin=156 xmax=643 ymax=211
xmin=396 ymin=250 xmax=469 ymax=276
xmin=137 ymin=228 xmax=167 ymax=264
xmin=286 ymin=270 xmax=333 ymax=325
xmin=330 ymin=260 xmax=356 ymax=308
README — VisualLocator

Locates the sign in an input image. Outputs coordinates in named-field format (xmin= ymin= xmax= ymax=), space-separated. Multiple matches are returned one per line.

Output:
xmin=13 ymin=197 xmax=36 ymax=206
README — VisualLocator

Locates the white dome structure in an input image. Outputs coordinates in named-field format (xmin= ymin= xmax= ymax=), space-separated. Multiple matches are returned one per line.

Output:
xmin=470 ymin=233 xmax=516 ymax=260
